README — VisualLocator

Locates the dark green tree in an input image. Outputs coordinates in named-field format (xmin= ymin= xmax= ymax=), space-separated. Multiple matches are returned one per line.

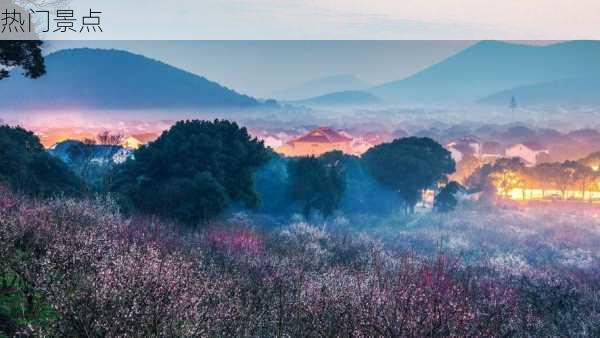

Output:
xmin=362 ymin=137 xmax=455 ymax=214
xmin=0 ymin=125 xmax=84 ymax=197
xmin=109 ymin=119 xmax=270 ymax=226
xmin=253 ymin=150 xmax=290 ymax=214
xmin=287 ymin=150 xmax=346 ymax=218
xmin=0 ymin=40 xmax=45 ymax=80
xmin=434 ymin=181 xmax=463 ymax=212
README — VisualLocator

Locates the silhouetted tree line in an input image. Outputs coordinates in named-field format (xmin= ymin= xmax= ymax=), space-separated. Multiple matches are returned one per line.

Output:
xmin=466 ymin=156 xmax=600 ymax=200
xmin=0 ymin=125 xmax=84 ymax=197
xmin=0 ymin=120 xmax=464 ymax=225
xmin=0 ymin=120 xmax=462 ymax=227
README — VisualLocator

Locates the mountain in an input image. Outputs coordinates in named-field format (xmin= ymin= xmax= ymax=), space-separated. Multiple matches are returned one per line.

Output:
xmin=372 ymin=40 xmax=600 ymax=105
xmin=479 ymin=77 xmax=600 ymax=107
xmin=272 ymin=74 xmax=369 ymax=101
xmin=293 ymin=90 xmax=383 ymax=107
xmin=0 ymin=48 xmax=261 ymax=111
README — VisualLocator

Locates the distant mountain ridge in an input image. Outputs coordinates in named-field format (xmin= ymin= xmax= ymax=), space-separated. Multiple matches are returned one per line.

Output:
xmin=371 ymin=40 xmax=600 ymax=105
xmin=479 ymin=77 xmax=600 ymax=107
xmin=0 ymin=48 xmax=262 ymax=111
xmin=273 ymin=74 xmax=369 ymax=101
xmin=293 ymin=90 xmax=383 ymax=107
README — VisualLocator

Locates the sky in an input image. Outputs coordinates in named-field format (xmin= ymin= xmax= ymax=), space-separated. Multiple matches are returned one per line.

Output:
xmin=8 ymin=0 xmax=599 ymax=40
xmin=11 ymin=0 xmax=592 ymax=98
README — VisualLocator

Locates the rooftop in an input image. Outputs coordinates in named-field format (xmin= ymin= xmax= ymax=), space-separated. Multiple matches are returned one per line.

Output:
xmin=291 ymin=127 xmax=352 ymax=144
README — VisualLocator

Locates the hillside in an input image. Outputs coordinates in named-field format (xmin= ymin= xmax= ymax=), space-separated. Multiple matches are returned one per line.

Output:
xmin=293 ymin=90 xmax=383 ymax=107
xmin=272 ymin=74 xmax=368 ymax=101
xmin=0 ymin=48 xmax=261 ymax=111
xmin=372 ymin=41 xmax=600 ymax=104
xmin=478 ymin=77 xmax=600 ymax=107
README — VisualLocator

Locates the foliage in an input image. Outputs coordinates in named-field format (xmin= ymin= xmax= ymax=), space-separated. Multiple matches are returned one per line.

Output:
xmin=254 ymin=153 xmax=400 ymax=216
xmin=2 ymin=190 xmax=600 ymax=336
xmin=49 ymin=140 xmax=131 ymax=189
xmin=468 ymin=156 xmax=600 ymax=200
xmin=109 ymin=119 xmax=270 ymax=225
xmin=0 ymin=41 xmax=45 ymax=80
xmin=339 ymin=154 xmax=402 ymax=215
xmin=0 ymin=125 xmax=84 ymax=197
xmin=287 ymin=150 xmax=346 ymax=218
xmin=96 ymin=130 xmax=124 ymax=145
xmin=449 ymin=154 xmax=485 ymax=185
xmin=434 ymin=181 xmax=462 ymax=212
xmin=362 ymin=137 xmax=455 ymax=214
xmin=253 ymin=151 xmax=290 ymax=214
xmin=466 ymin=157 xmax=525 ymax=195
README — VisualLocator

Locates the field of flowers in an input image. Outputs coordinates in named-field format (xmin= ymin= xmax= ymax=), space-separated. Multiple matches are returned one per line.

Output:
xmin=1 ymin=190 xmax=599 ymax=337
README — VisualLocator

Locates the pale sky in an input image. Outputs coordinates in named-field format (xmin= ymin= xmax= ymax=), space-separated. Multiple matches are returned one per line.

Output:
xmin=5 ymin=0 xmax=599 ymax=40
xmin=17 ymin=0 xmax=596 ymax=97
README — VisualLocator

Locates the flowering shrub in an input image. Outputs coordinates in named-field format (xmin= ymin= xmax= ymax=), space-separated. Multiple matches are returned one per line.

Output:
xmin=206 ymin=227 xmax=265 ymax=257
xmin=1 ymin=189 xmax=599 ymax=336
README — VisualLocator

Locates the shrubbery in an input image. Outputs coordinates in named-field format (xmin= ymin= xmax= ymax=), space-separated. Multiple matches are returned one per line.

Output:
xmin=2 ymin=190 xmax=599 ymax=336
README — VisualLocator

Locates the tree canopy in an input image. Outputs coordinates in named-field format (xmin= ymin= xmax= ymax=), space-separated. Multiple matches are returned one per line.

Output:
xmin=0 ymin=125 xmax=84 ymax=197
xmin=287 ymin=150 xmax=346 ymax=218
xmin=434 ymin=181 xmax=463 ymax=212
xmin=0 ymin=41 xmax=45 ymax=80
xmin=362 ymin=137 xmax=455 ymax=214
xmin=109 ymin=119 xmax=270 ymax=225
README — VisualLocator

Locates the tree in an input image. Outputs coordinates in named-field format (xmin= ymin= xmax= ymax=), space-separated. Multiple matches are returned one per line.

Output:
xmin=362 ymin=137 xmax=455 ymax=214
xmin=109 ymin=119 xmax=270 ymax=226
xmin=253 ymin=151 xmax=290 ymax=214
xmin=96 ymin=130 xmax=124 ymax=145
xmin=287 ymin=151 xmax=346 ymax=218
xmin=434 ymin=181 xmax=462 ymax=212
xmin=573 ymin=163 xmax=597 ymax=200
xmin=0 ymin=41 xmax=45 ymax=80
xmin=450 ymin=155 xmax=483 ymax=184
xmin=0 ymin=125 xmax=84 ymax=197
xmin=470 ymin=157 xmax=525 ymax=198
xmin=578 ymin=151 xmax=600 ymax=171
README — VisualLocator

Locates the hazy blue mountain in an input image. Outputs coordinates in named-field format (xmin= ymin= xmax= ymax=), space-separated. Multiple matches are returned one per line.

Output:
xmin=292 ymin=90 xmax=383 ymax=107
xmin=0 ymin=48 xmax=261 ymax=111
xmin=479 ymin=77 xmax=600 ymax=107
xmin=272 ymin=74 xmax=369 ymax=101
xmin=372 ymin=41 xmax=600 ymax=104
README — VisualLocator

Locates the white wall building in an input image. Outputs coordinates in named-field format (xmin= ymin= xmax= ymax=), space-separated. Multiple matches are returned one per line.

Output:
xmin=505 ymin=142 xmax=549 ymax=166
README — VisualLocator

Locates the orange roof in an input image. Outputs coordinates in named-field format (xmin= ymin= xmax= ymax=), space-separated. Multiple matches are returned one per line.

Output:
xmin=291 ymin=127 xmax=352 ymax=144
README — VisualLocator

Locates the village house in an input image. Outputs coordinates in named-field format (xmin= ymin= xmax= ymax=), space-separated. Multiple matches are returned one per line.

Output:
xmin=276 ymin=127 xmax=353 ymax=156
xmin=446 ymin=136 xmax=481 ymax=162
xmin=480 ymin=141 xmax=504 ymax=159
xmin=504 ymin=142 xmax=549 ymax=166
